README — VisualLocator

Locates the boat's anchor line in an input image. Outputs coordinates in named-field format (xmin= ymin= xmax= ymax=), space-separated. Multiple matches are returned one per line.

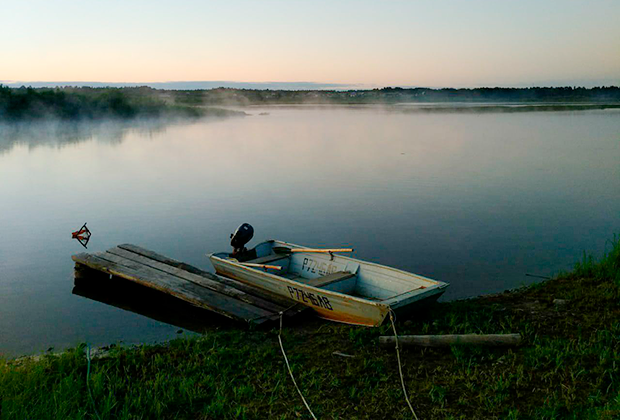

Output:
xmin=275 ymin=306 xmax=420 ymax=419
xmin=389 ymin=308 xmax=420 ymax=420
xmin=278 ymin=311 xmax=318 ymax=420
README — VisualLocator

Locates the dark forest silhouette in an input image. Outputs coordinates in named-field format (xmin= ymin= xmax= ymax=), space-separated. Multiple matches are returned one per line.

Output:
xmin=2 ymin=85 xmax=619 ymax=120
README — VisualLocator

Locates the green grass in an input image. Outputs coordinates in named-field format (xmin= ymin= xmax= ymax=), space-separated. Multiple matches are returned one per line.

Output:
xmin=2 ymin=235 xmax=620 ymax=419
xmin=573 ymin=234 xmax=620 ymax=284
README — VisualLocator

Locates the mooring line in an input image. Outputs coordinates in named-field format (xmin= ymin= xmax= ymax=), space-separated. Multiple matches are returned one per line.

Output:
xmin=249 ymin=302 xmax=300 ymax=324
xmin=86 ymin=344 xmax=102 ymax=420
xmin=389 ymin=309 xmax=420 ymax=420
xmin=278 ymin=312 xmax=318 ymax=420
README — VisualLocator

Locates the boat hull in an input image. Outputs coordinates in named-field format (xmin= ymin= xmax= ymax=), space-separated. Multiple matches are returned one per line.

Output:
xmin=211 ymin=259 xmax=390 ymax=326
xmin=209 ymin=240 xmax=449 ymax=327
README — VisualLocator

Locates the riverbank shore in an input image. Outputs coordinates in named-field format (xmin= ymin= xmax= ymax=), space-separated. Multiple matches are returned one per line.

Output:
xmin=2 ymin=236 xmax=619 ymax=419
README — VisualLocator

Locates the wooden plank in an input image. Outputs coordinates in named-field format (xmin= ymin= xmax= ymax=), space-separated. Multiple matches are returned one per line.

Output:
xmin=85 ymin=251 xmax=277 ymax=323
xmin=118 ymin=244 xmax=214 ymax=276
xmin=118 ymin=244 xmax=300 ymax=310
xmin=379 ymin=334 xmax=522 ymax=348
xmin=72 ymin=253 xmax=275 ymax=324
xmin=245 ymin=254 xmax=289 ymax=265
xmin=106 ymin=247 xmax=285 ymax=313
xmin=307 ymin=271 xmax=355 ymax=288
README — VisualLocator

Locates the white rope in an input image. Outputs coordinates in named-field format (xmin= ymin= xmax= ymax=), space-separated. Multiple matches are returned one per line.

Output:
xmin=249 ymin=302 xmax=300 ymax=323
xmin=389 ymin=309 xmax=419 ymax=420
xmin=278 ymin=311 xmax=318 ymax=420
xmin=86 ymin=344 xmax=102 ymax=420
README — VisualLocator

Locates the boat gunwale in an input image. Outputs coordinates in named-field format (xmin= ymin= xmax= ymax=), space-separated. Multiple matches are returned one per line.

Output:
xmin=271 ymin=239 xmax=446 ymax=288
xmin=383 ymin=282 xmax=448 ymax=308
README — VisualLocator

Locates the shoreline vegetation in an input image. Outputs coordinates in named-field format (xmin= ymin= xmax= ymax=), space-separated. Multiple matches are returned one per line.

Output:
xmin=1 ymin=236 xmax=619 ymax=419
xmin=0 ymin=85 xmax=242 ymax=121
xmin=1 ymin=85 xmax=619 ymax=121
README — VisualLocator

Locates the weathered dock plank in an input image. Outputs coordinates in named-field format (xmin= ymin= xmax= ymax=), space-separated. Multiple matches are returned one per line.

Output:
xmin=106 ymin=247 xmax=284 ymax=313
xmin=72 ymin=250 xmax=284 ymax=324
xmin=118 ymin=244 xmax=301 ymax=310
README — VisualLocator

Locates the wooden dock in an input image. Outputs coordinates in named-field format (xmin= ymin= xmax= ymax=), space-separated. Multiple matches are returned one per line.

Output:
xmin=72 ymin=244 xmax=304 ymax=325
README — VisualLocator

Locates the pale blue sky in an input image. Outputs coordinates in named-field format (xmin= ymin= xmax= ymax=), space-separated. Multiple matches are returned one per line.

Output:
xmin=2 ymin=0 xmax=619 ymax=87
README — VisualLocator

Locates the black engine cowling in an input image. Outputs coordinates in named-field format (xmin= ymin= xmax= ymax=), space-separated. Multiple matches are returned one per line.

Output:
xmin=230 ymin=223 xmax=254 ymax=254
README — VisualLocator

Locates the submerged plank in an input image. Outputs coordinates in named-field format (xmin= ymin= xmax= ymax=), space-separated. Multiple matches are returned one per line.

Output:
xmin=72 ymin=252 xmax=276 ymax=324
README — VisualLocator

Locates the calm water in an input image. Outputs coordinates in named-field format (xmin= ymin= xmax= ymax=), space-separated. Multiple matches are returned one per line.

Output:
xmin=1 ymin=106 xmax=619 ymax=357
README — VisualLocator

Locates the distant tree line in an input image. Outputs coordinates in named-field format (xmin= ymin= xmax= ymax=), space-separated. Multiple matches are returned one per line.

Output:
xmin=2 ymin=85 xmax=619 ymax=119
xmin=0 ymin=85 xmax=204 ymax=120
xmin=183 ymin=86 xmax=620 ymax=106
xmin=371 ymin=86 xmax=620 ymax=103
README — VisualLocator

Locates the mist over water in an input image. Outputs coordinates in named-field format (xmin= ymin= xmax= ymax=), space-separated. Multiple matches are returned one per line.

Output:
xmin=1 ymin=106 xmax=619 ymax=357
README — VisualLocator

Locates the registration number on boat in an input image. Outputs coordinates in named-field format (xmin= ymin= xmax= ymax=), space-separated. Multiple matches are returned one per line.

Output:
xmin=287 ymin=286 xmax=333 ymax=310
xmin=301 ymin=258 xmax=340 ymax=276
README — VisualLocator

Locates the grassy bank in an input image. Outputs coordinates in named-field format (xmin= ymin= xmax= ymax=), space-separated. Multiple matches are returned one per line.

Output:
xmin=2 ymin=236 xmax=619 ymax=419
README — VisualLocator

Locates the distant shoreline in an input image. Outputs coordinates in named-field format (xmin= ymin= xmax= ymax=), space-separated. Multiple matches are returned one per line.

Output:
xmin=2 ymin=85 xmax=619 ymax=120
xmin=239 ymin=102 xmax=620 ymax=113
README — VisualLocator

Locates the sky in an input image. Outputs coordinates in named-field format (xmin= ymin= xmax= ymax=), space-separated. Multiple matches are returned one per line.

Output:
xmin=1 ymin=0 xmax=619 ymax=88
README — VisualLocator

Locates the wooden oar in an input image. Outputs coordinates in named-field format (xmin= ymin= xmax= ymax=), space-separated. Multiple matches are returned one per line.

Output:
xmin=273 ymin=247 xmax=353 ymax=255
xmin=239 ymin=262 xmax=282 ymax=270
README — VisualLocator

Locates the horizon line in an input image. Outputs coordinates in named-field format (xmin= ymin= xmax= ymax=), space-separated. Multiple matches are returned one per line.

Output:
xmin=2 ymin=80 xmax=619 ymax=91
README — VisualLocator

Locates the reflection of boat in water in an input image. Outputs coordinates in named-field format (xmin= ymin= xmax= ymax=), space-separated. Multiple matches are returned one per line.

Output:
xmin=209 ymin=239 xmax=449 ymax=327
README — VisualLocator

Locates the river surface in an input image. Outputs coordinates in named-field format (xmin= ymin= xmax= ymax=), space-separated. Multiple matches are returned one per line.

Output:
xmin=1 ymin=105 xmax=619 ymax=357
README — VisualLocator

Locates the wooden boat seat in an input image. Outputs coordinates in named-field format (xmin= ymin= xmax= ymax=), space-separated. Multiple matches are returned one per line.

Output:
xmin=306 ymin=271 xmax=355 ymax=288
xmin=246 ymin=254 xmax=289 ymax=265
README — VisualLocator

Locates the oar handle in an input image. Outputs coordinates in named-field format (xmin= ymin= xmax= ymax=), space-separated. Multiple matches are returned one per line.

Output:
xmin=291 ymin=248 xmax=354 ymax=253
xmin=239 ymin=262 xmax=282 ymax=270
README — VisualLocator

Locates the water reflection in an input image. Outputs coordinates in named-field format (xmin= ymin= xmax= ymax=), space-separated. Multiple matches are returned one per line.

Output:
xmin=0 ymin=117 xmax=211 ymax=155
xmin=1 ymin=106 xmax=619 ymax=357
xmin=72 ymin=272 xmax=237 ymax=333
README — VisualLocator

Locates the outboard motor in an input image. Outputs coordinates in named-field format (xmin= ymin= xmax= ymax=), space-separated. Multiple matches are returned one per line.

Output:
xmin=230 ymin=223 xmax=254 ymax=256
